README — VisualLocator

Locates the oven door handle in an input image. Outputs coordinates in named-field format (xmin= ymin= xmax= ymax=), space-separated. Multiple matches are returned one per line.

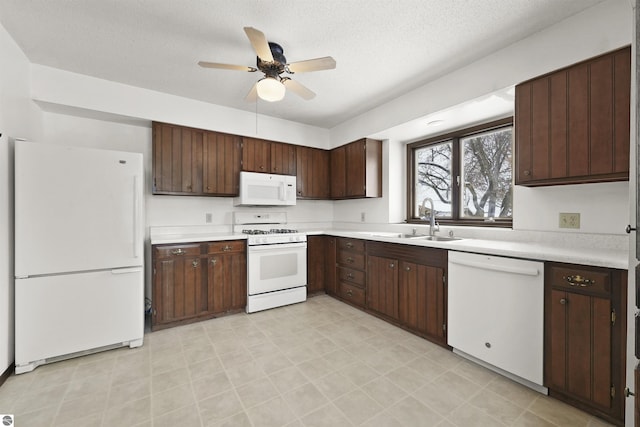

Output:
xmin=248 ymin=242 xmax=307 ymax=252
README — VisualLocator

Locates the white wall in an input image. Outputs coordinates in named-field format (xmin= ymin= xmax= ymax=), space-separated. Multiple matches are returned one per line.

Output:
xmin=0 ymin=24 xmax=43 ymax=374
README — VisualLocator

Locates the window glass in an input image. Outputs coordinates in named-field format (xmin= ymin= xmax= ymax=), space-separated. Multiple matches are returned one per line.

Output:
xmin=460 ymin=127 xmax=513 ymax=219
xmin=414 ymin=141 xmax=452 ymax=218
xmin=407 ymin=118 xmax=513 ymax=226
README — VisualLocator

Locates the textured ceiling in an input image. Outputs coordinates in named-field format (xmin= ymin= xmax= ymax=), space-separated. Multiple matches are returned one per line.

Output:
xmin=0 ymin=0 xmax=605 ymax=129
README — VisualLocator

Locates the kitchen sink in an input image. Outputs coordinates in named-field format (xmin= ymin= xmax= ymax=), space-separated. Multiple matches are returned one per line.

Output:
xmin=421 ymin=235 xmax=463 ymax=242
xmin=397 ymin=234 xmax=462 ymax=241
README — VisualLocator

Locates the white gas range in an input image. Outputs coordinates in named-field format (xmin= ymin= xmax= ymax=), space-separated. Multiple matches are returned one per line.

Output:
xmin=233 ymin=212 xmax=307 ymax=313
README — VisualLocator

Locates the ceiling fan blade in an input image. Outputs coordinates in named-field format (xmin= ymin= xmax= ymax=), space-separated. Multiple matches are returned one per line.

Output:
xmin=243 ymin=27 xmax=274 ymax=62
xmin=282 ymin=78 xmax=315 ymax=100
xmin=245 ymin=83 xmax=258 ymax=103
xmin=198 ymin=61 xmax=257 ymax=72
xmin=287 ymin=56 xmax=336 ymax=73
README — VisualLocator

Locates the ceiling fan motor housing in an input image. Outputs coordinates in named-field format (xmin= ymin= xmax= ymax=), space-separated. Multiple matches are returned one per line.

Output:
xmin=257 ymin=42 xmax=287 ymax=78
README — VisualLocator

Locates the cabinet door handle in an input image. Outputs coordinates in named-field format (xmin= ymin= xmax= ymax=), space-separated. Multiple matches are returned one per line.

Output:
xmin=346 ymin=242 xmax=353 ymax=248
xmin=405 ymin=266 xmax=411 ymax=271
xmin=346 ymin=289 xmax=353 ymax=297
xmin=389 ymin=263 xmax=395 ymax=268
xmin=346 ymin=257 xmax=354 ymax=264
xmin=560 ymin=298 xmax=567 ymax=305
xmin=192 ymin=260 xmax=199 ymax=268
xmin=523 ymin=170 xmax=531 ymax=176
xmin=171 ymin=249 xmax=185 ymax=255
xmin=211 ymin=258 xmax=217 ymax=265
xmin=222 ymin=245 xmax=232 ymax=252
xmin=563 ymin=275 xmax=594 ymax=287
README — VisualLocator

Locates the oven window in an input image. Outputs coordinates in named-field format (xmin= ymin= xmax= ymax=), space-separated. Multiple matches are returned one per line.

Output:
xmin=260 ymin=253 xmax=298 ymax=279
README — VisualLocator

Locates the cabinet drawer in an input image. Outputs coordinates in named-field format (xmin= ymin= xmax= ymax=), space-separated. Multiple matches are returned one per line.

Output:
xmin=207 ymin=240 xmax=245 ymax=255
xmin=337 ymin=250 xmax=365 ymax=270
xmin=337 ymin=266 xmax=365 ymax=286
xmin=339 ymin=282 xmax=365 ymax=306
xmin=337 ymin=238 xmax=365 ymax=252
xmin=153 ymin=244 xmax=201 ymax=258
xmin=548 ymin=264 xmax=611 ymax=296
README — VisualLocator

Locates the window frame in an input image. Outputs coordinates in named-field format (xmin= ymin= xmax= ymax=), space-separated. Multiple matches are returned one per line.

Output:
xmin=406 ymin=117 xmax=514 ymax=227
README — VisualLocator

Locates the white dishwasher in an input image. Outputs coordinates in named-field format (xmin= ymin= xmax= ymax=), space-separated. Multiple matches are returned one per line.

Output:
xmin=447 ymin=251 xmax=545 ymax=391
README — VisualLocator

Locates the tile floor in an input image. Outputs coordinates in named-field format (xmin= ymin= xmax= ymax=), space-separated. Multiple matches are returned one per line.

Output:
xmin=0 ymin=295 xmax=616 ymax=427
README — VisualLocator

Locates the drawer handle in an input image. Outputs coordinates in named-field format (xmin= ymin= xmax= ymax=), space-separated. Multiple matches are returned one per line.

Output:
xmin=211 ymin=258 xmax=217 ymax=265
xmin=222 ymin=245 xmax=232 ymax=252
xmin=346 ymin=242 xmax=353 ymax=248
xmin=192 ymin=260 xmax=199 ymax=268
xmin=563 ymin=275 xmax=594 ymax=287
xmin=347 ymin=273 xmax=354 ymax=279
xmin=346 ymin=257 xmax=354 ymax=264
xmin=171 ymin=249 xmax=186 ymax=255
xmin=346 ymin=289 xmax=353 ymax=297
xmin=560 ymin=298 xmax=567 ymax=305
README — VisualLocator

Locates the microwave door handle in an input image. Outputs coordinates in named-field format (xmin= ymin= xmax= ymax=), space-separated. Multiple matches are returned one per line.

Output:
xmin=279 ymin=182 xmax=285 ymax=201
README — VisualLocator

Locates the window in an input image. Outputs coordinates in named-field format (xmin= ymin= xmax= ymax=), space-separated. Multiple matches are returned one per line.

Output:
xmin=407 ymin=118 xmax=513 ymax=226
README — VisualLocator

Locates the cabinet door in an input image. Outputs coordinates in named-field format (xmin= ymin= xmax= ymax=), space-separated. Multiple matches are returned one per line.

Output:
xmin=207 ymin=252 xmax=246 ymax=313
xmin=271 ymin=142 xmax=296 ymax=175
xmin=242 ymin=137 xmax=271 ymax=173
xmin=345 ymin=140 xmax=366 ymax=197
xmin=399 ymin=262 xmax=446 ymax=344
xmin=366 ymin=254 xmax=398 ymax=319
xmin=330 ymin=145 xmax=346 ymax=198
xmin=153 ymin=123 xmax=203 ymax=194
xmin=296 ymin=146 xmax=330 ymax=199
xmin=203 ymin=131 xmax=241 ymax=195
xmin=546 ymin=289 xmax=612 ymax=410
xmin=307 ymin=236 xmax=326 ymax=294
xmin=325 ymin=237 xmax=337 ymax=296
xmin=154 ymin=254 xmax=203 ymax=326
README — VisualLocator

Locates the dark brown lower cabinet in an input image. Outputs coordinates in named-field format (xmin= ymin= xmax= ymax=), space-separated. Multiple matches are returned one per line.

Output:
xmin=399 ymin=261 xmax=446 ymax=346
xmin=544 ymin=262 xmax=627 ymax=426
xmin=366 ymin=254 xmax=399 ymax=319
xmin=152 ymin=240 xmax=246 ymax=330
xmin=307 ymin=236 xmax=327 ymax=295
xmin=357 ymin=240 xmax=448 ymax=347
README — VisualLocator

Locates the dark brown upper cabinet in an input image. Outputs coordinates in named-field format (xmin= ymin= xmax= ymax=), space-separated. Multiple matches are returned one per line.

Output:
xmin=296 ymin=145 xmax=331 ymax=199
xmin=152 ymin=122 xmax=242 ymax=196
xmin=515 ymin=46 xmax=630 ymax=186
xmin=241 ymin=137 xmax=296 ymax=175
xmin=331 ymin=138 xmax=382 ymax=199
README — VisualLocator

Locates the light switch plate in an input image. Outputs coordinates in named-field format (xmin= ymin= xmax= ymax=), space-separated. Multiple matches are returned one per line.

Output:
xmin=559 ymin=212 xmax=580 ymax=229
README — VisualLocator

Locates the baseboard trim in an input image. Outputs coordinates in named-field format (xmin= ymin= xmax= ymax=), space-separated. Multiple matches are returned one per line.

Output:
xmin=0 ymin=363 xmax=14 ymax=387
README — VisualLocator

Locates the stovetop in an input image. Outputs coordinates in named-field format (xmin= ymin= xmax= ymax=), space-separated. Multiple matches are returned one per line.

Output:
xmin=242 ymin=228 xmax=299 ymax=235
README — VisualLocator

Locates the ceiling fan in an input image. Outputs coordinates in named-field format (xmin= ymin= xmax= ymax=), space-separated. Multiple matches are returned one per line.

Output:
xmin=198 ymin=27 xmax=336 ymax=103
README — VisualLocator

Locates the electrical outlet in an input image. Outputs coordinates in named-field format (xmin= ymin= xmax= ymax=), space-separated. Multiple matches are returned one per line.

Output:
xmin=559 ymin=212 xmax=580 ymax=229
xmin=205 ymin=212 xmax=213 ymax=224
xmin=360 ymin=212 xmax=366 ymax=222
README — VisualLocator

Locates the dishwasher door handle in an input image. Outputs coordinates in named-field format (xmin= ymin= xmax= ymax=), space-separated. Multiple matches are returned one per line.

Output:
xmin=449 ymin=258 xmax=540 ymax=277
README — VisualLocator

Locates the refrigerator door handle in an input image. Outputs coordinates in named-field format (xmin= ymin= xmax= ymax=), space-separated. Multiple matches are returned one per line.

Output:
xmin=133 ymin=175 xmax=140 ymax=259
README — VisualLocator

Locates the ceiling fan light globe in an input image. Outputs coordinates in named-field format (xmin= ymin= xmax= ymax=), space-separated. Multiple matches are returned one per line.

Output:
xmin=256 ymin=77 xmax=285 ymax=102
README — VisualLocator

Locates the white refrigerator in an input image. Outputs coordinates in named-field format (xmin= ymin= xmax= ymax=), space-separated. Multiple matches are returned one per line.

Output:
xmin=14 ymin=140 xmax=144 ymax=374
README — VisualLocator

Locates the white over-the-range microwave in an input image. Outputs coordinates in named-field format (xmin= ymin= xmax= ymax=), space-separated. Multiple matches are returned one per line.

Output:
xmin=234 ymin=171 xmax=297 ymax=206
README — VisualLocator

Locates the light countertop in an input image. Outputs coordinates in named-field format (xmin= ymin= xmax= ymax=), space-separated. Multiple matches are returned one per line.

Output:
xmin=149 ymin=227 xmax=629 ymax=270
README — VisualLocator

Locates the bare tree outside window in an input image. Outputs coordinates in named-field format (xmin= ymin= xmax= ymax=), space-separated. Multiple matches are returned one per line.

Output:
xmin=410 ymin=119 xmax=513 ymax=225
xmin=461 ymin=127 xmax=512 ymax=219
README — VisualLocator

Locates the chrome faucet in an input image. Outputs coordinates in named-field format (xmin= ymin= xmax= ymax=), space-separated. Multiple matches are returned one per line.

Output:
xmin=420 ymin=197 xmax=440 ymax=236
